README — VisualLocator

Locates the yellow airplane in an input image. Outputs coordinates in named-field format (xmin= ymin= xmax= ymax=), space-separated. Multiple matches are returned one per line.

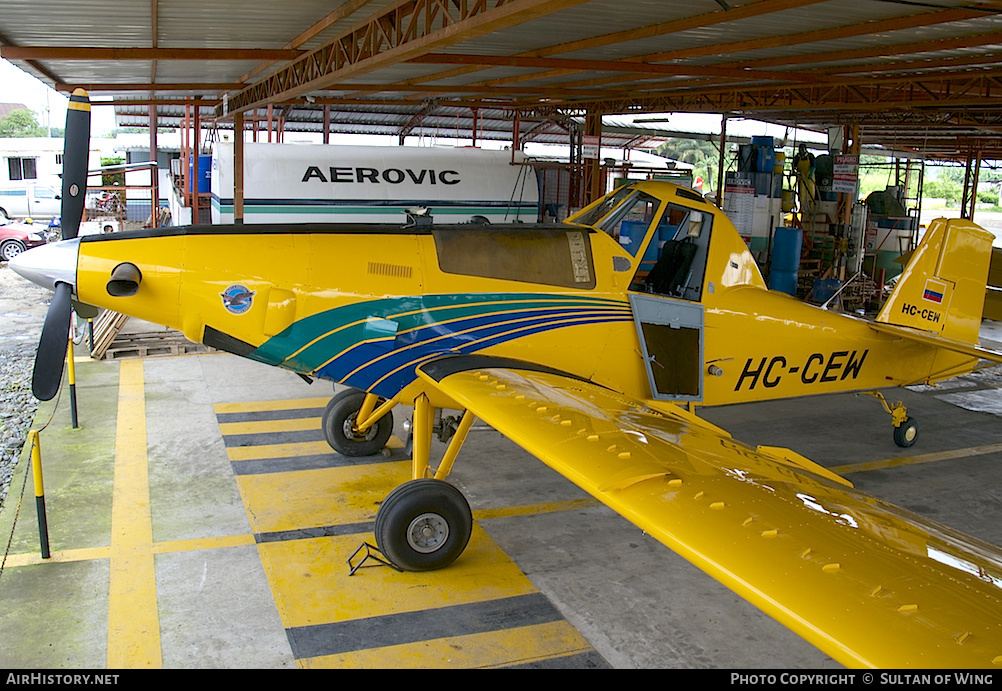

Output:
xmin=12 ymin=90 xmax=1002 ymax=668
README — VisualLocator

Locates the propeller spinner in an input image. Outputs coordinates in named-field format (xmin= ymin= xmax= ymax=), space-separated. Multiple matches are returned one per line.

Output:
xmin=26 ymin=88 xmax=90 ymax=400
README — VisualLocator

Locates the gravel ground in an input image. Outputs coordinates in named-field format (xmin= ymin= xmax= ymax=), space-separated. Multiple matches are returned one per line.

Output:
xmin=0 ymin=263 xmax=48 ymax=510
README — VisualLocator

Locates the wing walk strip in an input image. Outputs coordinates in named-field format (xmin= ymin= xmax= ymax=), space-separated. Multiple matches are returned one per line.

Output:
xmin=215 ymin=397 xmax=607 ymax=668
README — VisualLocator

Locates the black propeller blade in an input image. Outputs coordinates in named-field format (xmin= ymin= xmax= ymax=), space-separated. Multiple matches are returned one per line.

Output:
xmin=30 ymin=88 xmax=91 ymax=400
xmin=60 ymin=88 xmax=91 ymax=241
xmin=32 ymin=282 xmax=72 ymax=401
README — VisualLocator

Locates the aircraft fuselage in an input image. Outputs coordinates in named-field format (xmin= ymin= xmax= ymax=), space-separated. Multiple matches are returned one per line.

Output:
xmin=70 ymin=208 xmax=969 ymax=412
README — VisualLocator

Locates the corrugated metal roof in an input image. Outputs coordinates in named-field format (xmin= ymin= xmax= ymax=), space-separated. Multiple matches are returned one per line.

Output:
xmin=1 ymin=0 xmax=1000 ymax=160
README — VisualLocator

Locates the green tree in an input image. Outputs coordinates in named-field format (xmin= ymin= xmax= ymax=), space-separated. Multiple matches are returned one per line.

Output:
xmin=657 ymin=138 xmax=720 ymax=188
xmin=923 ymin=166 xmax=964 ymax=204
xmin=100 ymin=156 xmax=125 ymax=187
xmin=0 ymin=108 xmax=46 ymax=137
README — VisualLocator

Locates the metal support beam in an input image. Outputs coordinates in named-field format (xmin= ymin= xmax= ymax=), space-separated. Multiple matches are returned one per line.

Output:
xmin=584 ymin=111 xmax=603 ymax=206
xmin=962 ymin=154 xmax=982 ymax=221
xmin=149 ymin=104 xmax=158 ymax=226
xmin=192 ymin=98 xmax=201 ymax=222
xmin=715 ymin=115 xmax=727 ymax=207
xmin=1 ymin=46 xmax=304 ymax=61
xmin=234 ymin=111 xmax=244 ymax=224
xmin=216 ymin=0 xmax=591 ymax=117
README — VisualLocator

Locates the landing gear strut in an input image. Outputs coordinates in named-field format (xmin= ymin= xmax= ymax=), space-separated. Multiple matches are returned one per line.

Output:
xmin=862 ymin=391 xmax=919 ymax=448
xmin=375 ymin=393 xmax=478 ymax=571
xmin=324 ymin=388 xmax=477 ymax=571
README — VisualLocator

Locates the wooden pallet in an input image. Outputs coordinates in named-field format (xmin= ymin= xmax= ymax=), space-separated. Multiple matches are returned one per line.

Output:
xmin=90 ymin=310 xmax=130 ymax=359
xmin=89 ymin=309 xmax=211 ymax=360
xmin=101 ymin=331 xmax=212 ymax=360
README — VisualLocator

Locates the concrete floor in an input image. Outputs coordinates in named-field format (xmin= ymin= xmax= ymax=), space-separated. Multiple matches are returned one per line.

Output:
xmin=1 ymin=324 xmax=1001 ymax=669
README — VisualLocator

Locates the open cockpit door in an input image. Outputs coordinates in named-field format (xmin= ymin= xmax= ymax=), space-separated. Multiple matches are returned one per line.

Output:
xmin=630 ymin=293 xmax=703 ymax=402
xmin=620 ymin=199 xmax=711 ymax=403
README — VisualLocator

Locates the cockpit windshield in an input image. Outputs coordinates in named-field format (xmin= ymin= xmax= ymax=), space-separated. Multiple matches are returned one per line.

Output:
xmin=572 ymin=186 xmax=636 ymax=228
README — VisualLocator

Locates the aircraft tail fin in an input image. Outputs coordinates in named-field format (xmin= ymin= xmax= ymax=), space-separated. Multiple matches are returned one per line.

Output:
xmin=876 ymin=218 xmax=994 ymax=344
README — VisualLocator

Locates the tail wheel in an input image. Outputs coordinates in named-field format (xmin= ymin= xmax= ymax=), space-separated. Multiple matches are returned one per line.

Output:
xmin=322 ymin=389 xmax=393 ymax=456
xmin=893 ymin=417 xmax=918 ymax=448
xmin=374 ymin=479 xmax=473 ymax=572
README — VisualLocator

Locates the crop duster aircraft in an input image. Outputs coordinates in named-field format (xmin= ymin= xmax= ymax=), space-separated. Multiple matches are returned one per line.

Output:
xmin=12 ymin=90 xmax=1002 ymax=668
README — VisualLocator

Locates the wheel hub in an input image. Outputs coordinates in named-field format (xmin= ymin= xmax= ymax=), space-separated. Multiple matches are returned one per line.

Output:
xmin=406 ymin=513 xmax=449 ymax=553
xmin=343 ymin=412 xmax=378 ymax=442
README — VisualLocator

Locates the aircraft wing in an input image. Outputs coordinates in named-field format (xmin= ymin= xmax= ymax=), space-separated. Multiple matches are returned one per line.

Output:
xmin=868 ymin=321 xmax=1002 ymax=365
xmin=417 ymin=357 xmax=1002 ymax=669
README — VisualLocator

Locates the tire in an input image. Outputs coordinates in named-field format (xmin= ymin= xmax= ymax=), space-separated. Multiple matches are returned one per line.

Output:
xmin=322 ymin=389 xmax=393 ymax=456
xmin=893 ymin=417 xmax=918 ymax=448
xmin=321 ymin=387 xmax=362 ymax=437
xmin=0 ymin=239 xmax=26 ymax=262
xmin=374 ymin=479 xmax=473 ymax=572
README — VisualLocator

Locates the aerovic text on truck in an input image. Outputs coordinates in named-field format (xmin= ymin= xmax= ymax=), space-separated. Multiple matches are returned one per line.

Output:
xmin=211 ymin=143 xmax=540 ymax=225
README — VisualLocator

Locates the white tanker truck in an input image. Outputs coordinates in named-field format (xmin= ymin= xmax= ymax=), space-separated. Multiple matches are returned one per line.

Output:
xmin=210 ymin=142 xmax=540 ymax=225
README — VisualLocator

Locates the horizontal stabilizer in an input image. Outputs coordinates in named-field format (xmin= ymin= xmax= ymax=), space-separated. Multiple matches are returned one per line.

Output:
xmin=869 ymin=321 xmax=1002 ymax=364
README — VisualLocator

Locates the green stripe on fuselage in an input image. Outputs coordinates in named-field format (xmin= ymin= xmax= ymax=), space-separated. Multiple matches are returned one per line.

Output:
xmin=252 ymin=294 xmax=629 ymax=372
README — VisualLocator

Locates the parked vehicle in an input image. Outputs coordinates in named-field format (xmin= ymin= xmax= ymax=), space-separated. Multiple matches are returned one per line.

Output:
xmin=0 ymin=220 xmax=47 ymax=261
xmin=211 ymin=143 xmax=541 ymax=224
xmin=0 ymin=185 xmax=63 ymax=221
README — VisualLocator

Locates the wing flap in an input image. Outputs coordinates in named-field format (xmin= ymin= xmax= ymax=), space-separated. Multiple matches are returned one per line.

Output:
xmin=418 ymin=362 xmax=1002 ymax=668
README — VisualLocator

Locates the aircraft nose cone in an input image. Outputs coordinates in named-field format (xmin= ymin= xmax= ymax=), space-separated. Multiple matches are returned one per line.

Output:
xmin=9 ymin=238 xmax=80 ymax=293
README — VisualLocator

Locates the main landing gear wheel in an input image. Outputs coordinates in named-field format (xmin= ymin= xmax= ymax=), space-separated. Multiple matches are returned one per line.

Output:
xmin=322 ymin=389 xmax=393 ymax=457
xmin=893 ymin=417 xmax=919 ymax=448
xmin=374 ymin=479 xmax=473 ymax=572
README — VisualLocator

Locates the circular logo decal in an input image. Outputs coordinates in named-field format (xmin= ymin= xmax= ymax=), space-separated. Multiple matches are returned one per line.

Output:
xmin=221 ymin=284 xmax=255 ymax=315
xmin=69 ymin=184 xmax=79 ymax=197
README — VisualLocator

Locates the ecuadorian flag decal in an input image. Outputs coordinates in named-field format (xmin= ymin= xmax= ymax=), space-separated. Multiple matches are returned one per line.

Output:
xmin=923 ymin=278 xmax=947 ymax=304
xmin=248 ymin=293 xmax=633 ymax=397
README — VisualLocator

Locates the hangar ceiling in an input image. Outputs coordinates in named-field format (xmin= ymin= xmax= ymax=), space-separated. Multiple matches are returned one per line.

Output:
xmin=2 ymin=0 xmax=1002 ymax=161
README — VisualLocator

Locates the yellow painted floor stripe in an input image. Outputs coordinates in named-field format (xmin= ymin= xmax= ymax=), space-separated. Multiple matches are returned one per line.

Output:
xmin=213 ymin=397 xmax=330 ymax=414
xmin=106 ymin=359 xmax=161 ymax=669
xmin=151 ymin=534 xmax=258 ymax=554
xmin=3 ymin=535 xmax=258 ymax=568
xmin=2 ymin=545 xmax=112 ymax=567
xmin=227 ymin=440 xmax=333 ymax=461
xmin=218 ymin=416 xmax=321 ymax=436
xmin=259 ymin=528 xmax=538 ymax=630
xmin=831 ymin=442 xmax=1002 ymax=475
xmin=473 ymin=498 xmax=601 ymax=520
xmin=0 ymin=497 xmax=593 ymax=569
xmin=299 ymin=620 xmax=594 ymax=669
xmin=236 ymin=461 xmax=411 ymax=534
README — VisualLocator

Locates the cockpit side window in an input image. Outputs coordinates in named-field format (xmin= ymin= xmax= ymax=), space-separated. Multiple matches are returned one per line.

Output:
xmin=629 ymin=203 xmax=712 ymax=301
